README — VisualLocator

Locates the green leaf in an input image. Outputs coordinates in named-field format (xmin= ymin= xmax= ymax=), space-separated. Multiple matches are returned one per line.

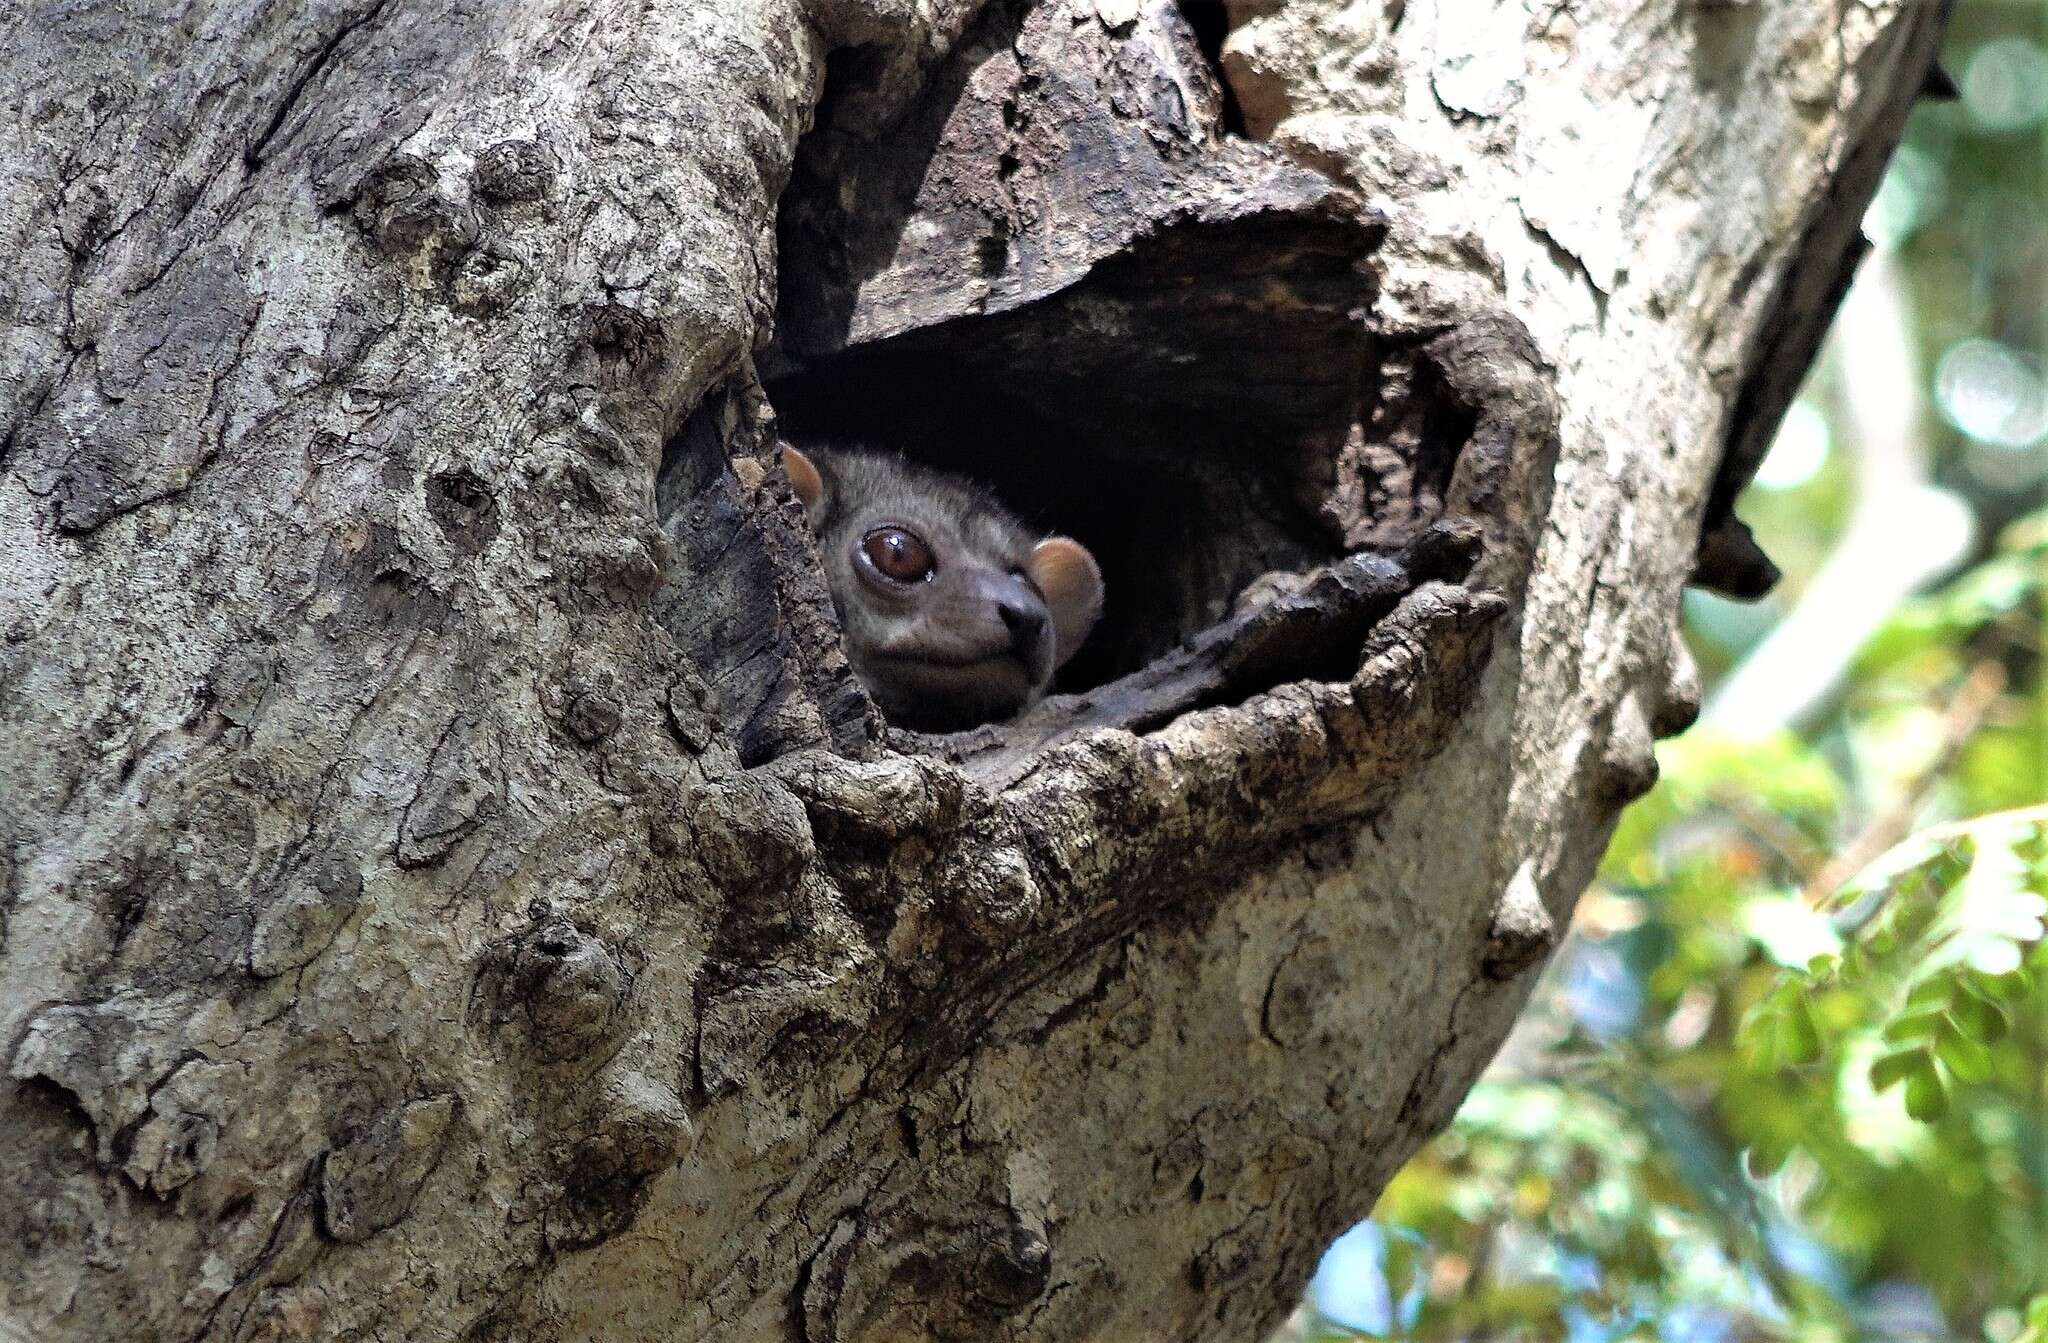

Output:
xmin=2015 ymin=1294 xmax=2048 ymax=1343
xmin=1778 ymin=1005 xmax=1821 ymax=1068
xmin=1934 ymin=1023 xmax=1994 ymax=1084
xmin=1902 ymin=1057 xmax=1948 ymax=1122
xmin=1954 ymin=981 xmax=2013 ymax=1043
xmin=1743 ymin=1139 xmax=1793 ymax=1180
xmin=1740 ymin=988 xmax=1828 ymax=1070
xmin=1881 ymin=1009 xmax=1944 ymax=1044
xmin=1869 ymin=1047 xmax=1925 ymax=1093
xmin=1789 ymin=996 xmax=1826 ymax=1064
xmin=1902 ymin=976 xmax=1953 ymax=1012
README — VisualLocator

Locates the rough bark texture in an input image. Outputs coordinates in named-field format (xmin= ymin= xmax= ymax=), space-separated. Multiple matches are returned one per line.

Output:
xmin=0 ymin=1 xmax=1946 ymax=1341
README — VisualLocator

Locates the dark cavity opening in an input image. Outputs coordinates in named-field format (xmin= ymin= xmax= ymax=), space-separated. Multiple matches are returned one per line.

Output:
xmin=764 ymin=0 xmax=1405 ymax=692
xmin=1175 ymin=0 xmax=1247 ymax=137
xmin=654 ymin=0 xmax=1481 ymax=759
xmin=765 ymin=224 xmax=1366 ymax=691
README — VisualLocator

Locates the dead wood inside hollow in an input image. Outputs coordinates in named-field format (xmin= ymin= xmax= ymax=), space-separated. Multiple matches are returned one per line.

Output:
xmin=658 ymin=0 xmax=1514 ymax=764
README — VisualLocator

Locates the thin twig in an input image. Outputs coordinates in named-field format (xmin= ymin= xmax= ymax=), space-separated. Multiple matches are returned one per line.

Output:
xmin=1803 ymin=660 xmax=2009 ymax=905
xmin=1712 ymin=790 xmax=1830 ymax=882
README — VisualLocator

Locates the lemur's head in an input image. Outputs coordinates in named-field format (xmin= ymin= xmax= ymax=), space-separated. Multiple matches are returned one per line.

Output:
xmin=783 ymin=445 xmax=1103 ymax=732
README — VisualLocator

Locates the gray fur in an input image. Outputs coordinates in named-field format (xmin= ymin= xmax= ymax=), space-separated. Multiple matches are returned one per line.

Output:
xmin=785 ymin=444 xmax=1099 ymax=732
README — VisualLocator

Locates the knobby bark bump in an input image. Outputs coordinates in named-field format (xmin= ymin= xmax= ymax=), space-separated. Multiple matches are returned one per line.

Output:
xmin=0 ymin=1 xmax=1947 ymax=1340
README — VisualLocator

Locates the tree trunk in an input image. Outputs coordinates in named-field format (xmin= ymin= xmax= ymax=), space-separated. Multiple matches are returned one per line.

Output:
xmin=0 ymin=1 xmax=1947 ymax=1340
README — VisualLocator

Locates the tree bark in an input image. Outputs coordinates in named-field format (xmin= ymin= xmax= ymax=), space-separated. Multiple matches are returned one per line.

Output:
xmin=0 ymin=1 xmax=1947 ymax=1340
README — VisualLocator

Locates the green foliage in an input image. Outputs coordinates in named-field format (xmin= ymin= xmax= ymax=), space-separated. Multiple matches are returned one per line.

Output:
xmin=2015 ymin=1297 xmax=2048 ymax=1343
xmin=1301 ymin=514 xmax=2044 ymax=1340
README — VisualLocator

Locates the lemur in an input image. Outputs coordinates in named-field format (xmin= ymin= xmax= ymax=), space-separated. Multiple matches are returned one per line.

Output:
xmin=781 ymin=444 xmax=1104 ymax=733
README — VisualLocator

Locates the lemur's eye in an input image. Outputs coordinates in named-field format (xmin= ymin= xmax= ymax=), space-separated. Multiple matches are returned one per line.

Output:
xmin=861 ymin=527 xmax=936 ymax=583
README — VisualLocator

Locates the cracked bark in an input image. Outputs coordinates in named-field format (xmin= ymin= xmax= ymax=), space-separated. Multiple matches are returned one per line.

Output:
xmin=0 ymin=1 xmax=1946 ymax=1340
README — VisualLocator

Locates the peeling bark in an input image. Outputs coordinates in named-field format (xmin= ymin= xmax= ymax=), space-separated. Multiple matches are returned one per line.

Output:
xmin=0 ymin=1 xmax=1947 ymax=1341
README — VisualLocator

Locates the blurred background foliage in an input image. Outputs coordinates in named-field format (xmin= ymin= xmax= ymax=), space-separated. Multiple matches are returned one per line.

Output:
xmin=1284 ymin=2 xmax=2046 ymax=1339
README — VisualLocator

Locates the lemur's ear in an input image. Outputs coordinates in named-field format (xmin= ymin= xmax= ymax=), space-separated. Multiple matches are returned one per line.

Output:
xmin=781 ymin=445 xmax=826 ymax=522
xmin=1028 ymin=537 xmax=1104 ymax=670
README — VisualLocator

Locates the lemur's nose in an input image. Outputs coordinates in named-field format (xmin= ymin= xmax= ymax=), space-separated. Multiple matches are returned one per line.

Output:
xmin=998 ymin=595 xmax=1048 ymax=656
